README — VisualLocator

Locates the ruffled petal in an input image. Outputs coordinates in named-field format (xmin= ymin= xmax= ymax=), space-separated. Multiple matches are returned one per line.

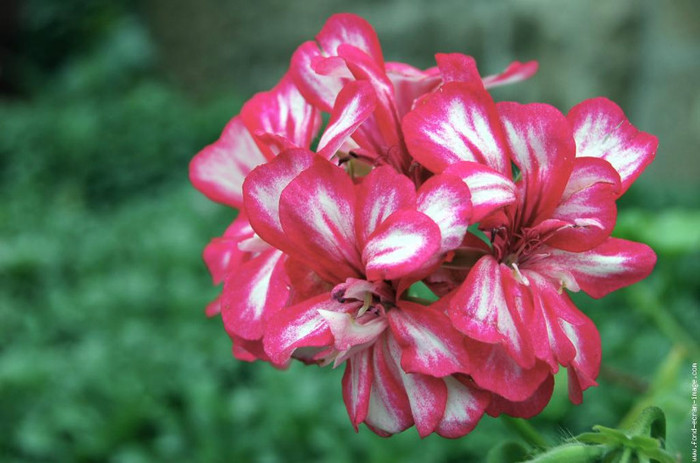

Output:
xmin=342 ymin=348 xmax=373 ymax=430
xmin=402 ymin=82 xmax=511 ymax=175
xmin=263 ymin=292 xmax=337 ymax=364
xmin=362 ymin=209 xmax=441 ymax=281
xmin=316 ymin=13 xmax=385 ymax=69
xmin=482 ymin=60 xmax=539 ymax=89
xmin=190 ymin=116 xmax=265 ymax=208
xmin=568 ymin=97 xmax=658 ymax=195
xmin=243 ymin=148 xmax=316 ymax=251
xmin=279 ymin=157 xmax=362 ymax=281
xmin=443 ymin=161 xmax=516 ymax=223
xmin=386 ymin=334 xmax=447 ymax=438
xmin=545 ymin=157 xmax=620 ymax=252
xmin=487 ymin=374 xmax=554 ymax=418
xmin=435 ymin=376 xmax=490 ymax=438
xmin=416 ymin=173 xmax=472 ymax=253
xmin=388 ymin=301 xmax=472 ymax=377
xmin=221 ymin=249 xmax=288 ymax=340
xmin=449 ymin=255 xmax=535 ymax=369
xmin=290 ymin=41 xmax=344 ymax=112
xmin=317 ymin=80 xmax=377 ymax=159
xmin=538 ymin=238 xmax=657 ymax=299
xmin=462 ymin=338 xmax=551 ymax=402
xmin=202 ymin=214 xmax=255 ymax=285
xmin=497 ymin=101 xmax=576 ymax=224
xmin=355 ymin=165 xmax=417 ymax=247
xmin=241 ymin=74 xmax=321 ymax=157
xmin=386 ymin=61 xmax=440 ymax=117
xmin=364 ymin=334 xmax=413 ymax=436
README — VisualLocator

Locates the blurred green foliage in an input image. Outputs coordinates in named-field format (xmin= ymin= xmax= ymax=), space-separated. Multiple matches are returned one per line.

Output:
xmin=0 ymin=1 xmax=698 ymax=462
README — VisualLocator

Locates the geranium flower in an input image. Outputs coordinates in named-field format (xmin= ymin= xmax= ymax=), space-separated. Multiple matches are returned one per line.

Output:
xmin=402 ymin=78 xmax=657 ymax=408
xmin=290 ymin=13 xmax=539 ymax=180
xmin=242 ymin=149 xmax=494 ymax=436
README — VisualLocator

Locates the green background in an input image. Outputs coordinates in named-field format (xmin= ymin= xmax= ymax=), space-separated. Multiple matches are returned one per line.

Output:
xmin=1 ymin=0 xmax=698 ymax=461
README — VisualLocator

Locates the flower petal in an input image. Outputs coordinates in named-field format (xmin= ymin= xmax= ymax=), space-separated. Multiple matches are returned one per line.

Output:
xmin=364 ymin=335 xmax=413 ymax=436
xmin=342 ymin=348 xmax=374 ymax=430
xmin=242 ymin=148 xmax=315 ymax=252
xmin=221 ymin=249 xmax=288 ymax=340
xmin=263 ymin=292 xmax=337 ymax=364
xmin=482 ymin=60 xmax=539 ymax=88
xmin=386 ymin=334 xmax=447 ymax=437
xmin=436 ymin=376 xmax=490 ymax=438
xmin=449 ymin=255 xmax=535 ymax=369
xmin=462 ymin=338 xmax=551 ymax=402
xmin=202 ymin=214 xmax=255 ymax=285
xmin=487 ymin=374 xmax=554 ymax=419
xmin=416 ymin=173 xmax=472 ymax=253
xmin=189 ymin=116 xmax=265 ymax=208
xmin=362 ymin=209 xmax=442 ymax=281
xmin=290 ymin=41 xmax=344 ymax=112
xmin=435 ymin=53 xmax=482 ymax=84
xmin=317 ymin=80 xmax=377 ymax=159
xmin=540 ymin=237 xmax=657 ymax=299
xmin=443 ymin=161 xmax=516 ymax=223
xmin=386 ymin=61 xmax=440 ymax=118
xmin=355 ymin=166 xmax=417 ymax=247
xmin=317 ymin=13 xmax=385 ymax=69
xmin=545 ymin=157 xmax=620 ymax=252
xmin=279 ymin=157 xmax=363 ymax=281
xmin=568 ymin=97 xmax=658 ymax=195
xmin=498 ymin=101 xmax=576 ymax=224
xmin=402 ymin=82 xmax=511 ymax=175
xmin=241 ymin=74 xmax=321 ymax=157
xmin=388 ymin=301 xmax=472 ymax=377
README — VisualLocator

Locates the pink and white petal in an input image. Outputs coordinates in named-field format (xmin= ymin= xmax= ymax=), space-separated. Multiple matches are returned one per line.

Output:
xmin=486 ymin=374 xmax=554 ymax=419
xmin=435 ymin=53 xmax=482 ymax=84
xmin=546 ymin=157 xmax=620 ymax=252
xmin=497 ymin=102 xmax=576 ymax=224
xmin=337 ymin=44 xmax=400 ymax=148
xmin=384 ymin=334 xmax=447 ymax=438
xmin=342 ymin=348 xmax=374 ymax=430
xmin=263 ymin=292 xmax=338 ymax=365
xmin=544 ymin=238 xmax=657 ymax=299
xmin=562 ymin=314 xmax=601 ymax=404
xmin=443 ymin=161 xmax=517 ymax=223
xmin=364 ymin=335 xmax=414 ymax=436
xmin=568 ymin=97 xmax=658 ymax=195
xmin=319 ymin=309 xmax=387 ymax=352
xmin=203 ymin=214 xmax=255 ymax=285
xmin=386 ymin=61 xmax=441 ymax=118
xmin=402 ymin=82 xmax=511 ymax=175
xmin=290 ymin=41 xmax=345 ymax=112
xmin=279 ymin=157 xmax=363 ymax=281
xmin=482 ymin=60 xmax=539 ymax=89
xmin=241 ymin=74 xmax=321 ymax=157
xmin=355 ymin=165 xmax=417 ymax=247
xmin=388 ymin=301 xmax=472 ymax=377
xmin=436 ymin=376 xmax=490 ymax=438
xmin=416 ymin=173 xmax=472 ymax=253
xmin=189 ymin=116 xmax=266 ymax=208
xmin=449 ymin=255 xmax=535 ymax=368
xmin=242 ymin=148 xmax=315 ymax=251
xmin=463 ymin=338 xmax=551 ymax=402
xmin=362 ymin=209 xmax=442 ymax=281
xmin=221 ymin=249 xmax=288 ymax=340
xmin=317 ymin=81 xmax=377 ymax=159
xmin=317 ymin=13 xmax=385 ymax=69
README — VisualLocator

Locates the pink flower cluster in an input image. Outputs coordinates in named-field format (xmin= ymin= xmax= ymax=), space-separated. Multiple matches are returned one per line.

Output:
xmin=190 ymin=14 xmax=657 ymax=437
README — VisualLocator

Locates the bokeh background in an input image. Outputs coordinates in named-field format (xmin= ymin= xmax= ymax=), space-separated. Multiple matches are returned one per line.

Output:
xmin=1 ymin=0 xmax=698 ymax=461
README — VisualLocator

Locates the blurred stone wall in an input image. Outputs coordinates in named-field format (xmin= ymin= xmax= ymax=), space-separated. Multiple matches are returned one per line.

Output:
xmin=144 ymin=0 xmax=700 ymax=192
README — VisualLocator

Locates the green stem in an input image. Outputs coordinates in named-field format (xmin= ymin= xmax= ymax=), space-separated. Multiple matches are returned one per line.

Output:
xmin=502 ymin=416 xmax=549 ymax=450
